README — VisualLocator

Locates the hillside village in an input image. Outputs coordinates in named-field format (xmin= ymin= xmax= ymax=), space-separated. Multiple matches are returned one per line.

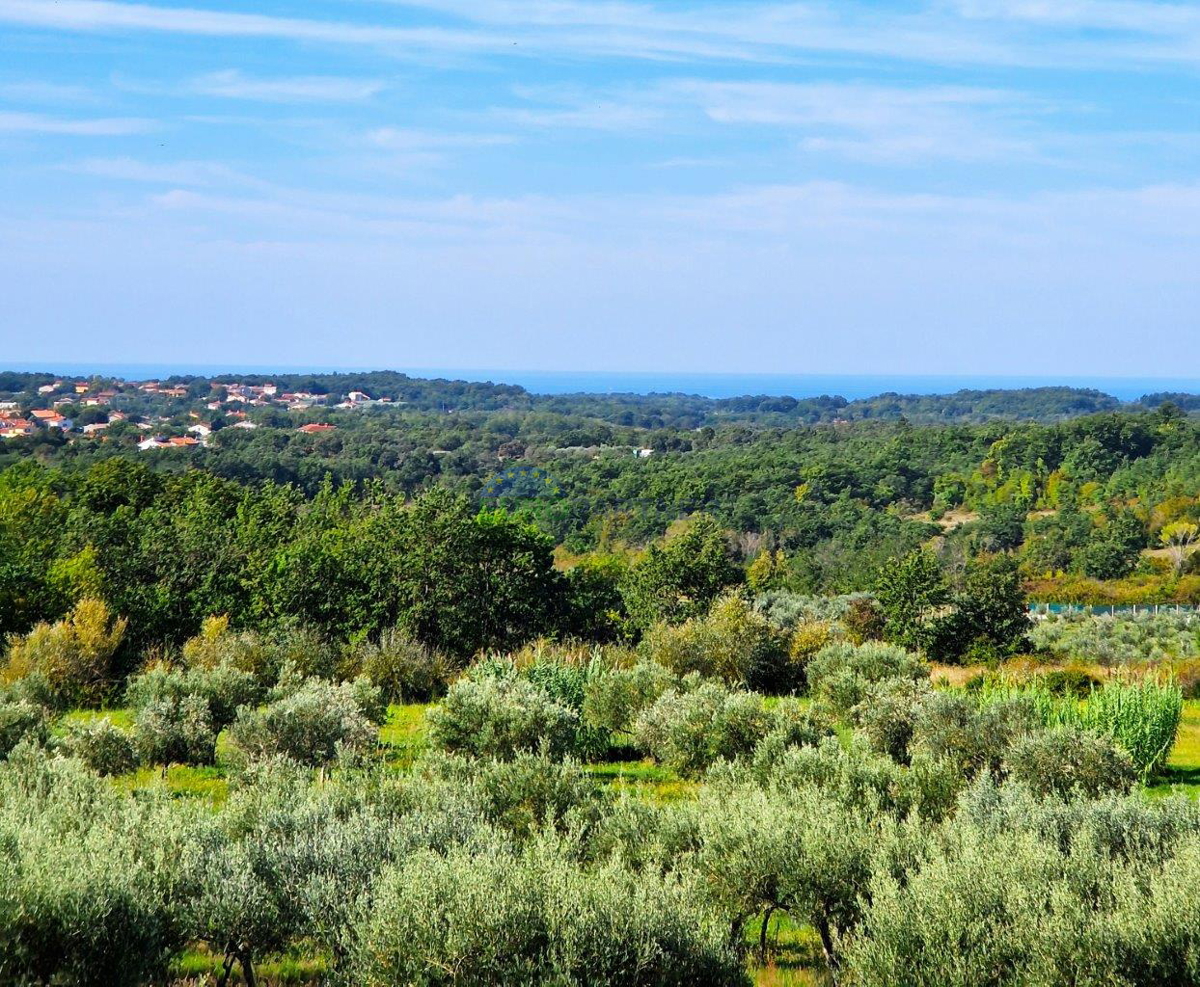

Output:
xmin=0 ymin=376 xmax=384 ymax=449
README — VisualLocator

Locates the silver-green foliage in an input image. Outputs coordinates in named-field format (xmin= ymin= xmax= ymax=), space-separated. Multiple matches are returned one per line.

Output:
xmin=428 ymin=674 xmax=581 ymax=760
xmin=0 ymin=747 xmax=191 ymax=986
xmin=632 ymin=682 xmax=773 ymax=778
xmin=807 ymin=641 xmax=929 ymax=717
xmin=56 ymin=717 xmax=137 ymax=776
xmin=351 ymin=838 xmax=748 ymax=987
xmin=224 ymin=676 xmax=380 ymax=770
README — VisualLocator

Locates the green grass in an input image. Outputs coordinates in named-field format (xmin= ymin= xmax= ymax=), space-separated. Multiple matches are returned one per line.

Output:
xmin=584 ymin=759 xmax=698 ymax=801
xmin=1146 ymin=699 xmax=1200 ymax=798
xmin=173 ymin=945 xmax=327 ymax=984
xmin=55 ymin=706 xmax=134 ymax=733
xmin=378 ymin=703 xmax=430 ymax=768
xmin=113 ymin=763 xmax=229 ymax=805
xmin=747 ymin=912 xmax=829 ymax=987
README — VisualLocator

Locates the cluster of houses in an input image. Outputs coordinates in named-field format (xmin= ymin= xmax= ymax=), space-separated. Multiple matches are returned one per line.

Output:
xmin=0 ymin=377 xmax=364 ymax=446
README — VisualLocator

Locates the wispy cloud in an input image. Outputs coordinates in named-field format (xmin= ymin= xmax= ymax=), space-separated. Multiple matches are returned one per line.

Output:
xmin=679 ymin=81 xmax=1037 ymax=162
xmin=0 ymin=111 xmax=151 ymax=135
xmin=0 ymin=81 xmax=98 ymax=104
xmin=5 ymin=0 xmax=1200 ymax=69
xmin=68 ymin=156 xmax=265 ymax=187
xmin=188 ymin=70 xmax=385 ymax=103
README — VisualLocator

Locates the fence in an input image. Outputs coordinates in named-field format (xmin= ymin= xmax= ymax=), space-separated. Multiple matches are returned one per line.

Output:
xmin=1029 ymin=603 xmax=1200 ymax=617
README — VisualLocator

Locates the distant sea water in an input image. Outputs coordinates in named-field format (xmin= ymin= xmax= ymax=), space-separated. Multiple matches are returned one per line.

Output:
xmin=6 ymin=363 xmax=1199 ymax=403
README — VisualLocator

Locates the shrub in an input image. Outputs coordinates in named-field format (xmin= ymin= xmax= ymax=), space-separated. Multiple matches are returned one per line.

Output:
xmin=126 ymin=663 xmax=262 ymax=730
xmin=806 ymin=641 xmax=929 ymax=717
xmin=632 ymin=682 xmax=772 ymax=778
xmin=225 ymin=677 xmax=379 ymax=769
xmin=350 ymin=841 xmax=747 ymax=986
xmin=582 ymin=661 xmax=677 ymax=736
xmin=0 ymin=699 xmax=48 ymax=758
xmin=134 ymin=695 xmax=217 ymax=767
xmin=909 ymin=692 xmax=1038 ymax=778
xmin=182 ymin=617 xmax=335 ymax=686
xmin=428 ymin=675 xmax=581 ymax=761
xmin=57 ymin=718 xmax=137 ymax=775
xmin=1 ymin=599 xmax=126 ymax=708
xmin=1040 ymin=668 xmax=1103 ymax=698
xmin=0 ymin=750 xmax=188 ymax=987
xmin=417 ymin=749 xmax=606 ymax=842
xmin=350 ymin=627 xmax=452 ymax=703
xmin=1005 ymin=728 xmax=1136 ymax=798
xmin=854 ymin=677 xmax=933 ymax=763
xmin=640 ymin=591 xmax=792 ymax=692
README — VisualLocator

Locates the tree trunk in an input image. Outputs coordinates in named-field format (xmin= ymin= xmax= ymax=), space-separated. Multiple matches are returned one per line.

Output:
xmin=239 ymin=950 xmax=259 ymax=987
xmin=815 ymin=915 xmax=840 ymax=987
xmin=759 ymin=906 xmax=776 ymax=964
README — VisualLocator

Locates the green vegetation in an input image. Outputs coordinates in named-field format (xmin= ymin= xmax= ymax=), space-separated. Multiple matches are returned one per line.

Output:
xmin=3 ymin=377 xmax=1200 ymax=984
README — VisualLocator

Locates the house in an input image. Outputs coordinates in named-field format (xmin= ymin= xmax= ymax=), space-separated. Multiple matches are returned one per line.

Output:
xmin=635 ymin=448 xmax=655 ymax=458
xmin=297 ymin=423 xmax=336 ymax=434
xmin=138 ymin=437 xmax=169 ymax=450
xmin=82 ymin=422 xmax=108 ymax=435
xmin=188 ymin=424 xmax=212 ymax=439
xmin=230 ymin=420 xmax=258 ymax=430
xmin=168 ymin=436 xmax=200 ymax=447
xmin=37 ymin=382 xmax=60 ymax=394
xmin=0 ymin=401 xmax=19 ymax=412
xmin=74 ymin=382 xmax=89 ymax=394
xmin=347 ymin=390 xmax=371 ymax=403
xmin=30 ymin=409 xmax=58 ymax=420
xmin=0 ymin=419 xmax=35 ymax=438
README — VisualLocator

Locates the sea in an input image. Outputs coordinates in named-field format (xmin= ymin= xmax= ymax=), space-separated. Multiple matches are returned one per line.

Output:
xmin=5 ymin=364 xmax=1198 ymax=402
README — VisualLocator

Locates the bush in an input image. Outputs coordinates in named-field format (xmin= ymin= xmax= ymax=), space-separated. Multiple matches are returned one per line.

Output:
xmin=0 ymin=699 xmax=48 ymax=758
xmin=182 ymin=617 xmax=336 ymax=686
xmin=909 ymin=692 xmax=1038 ymax=778
xmin=126 ymin=663 xmax=262 ymax=730
xmin=350 ymin=627 xmax=452 ymax=703
xmin=806 ymin=641 xmax=929 ymax=717
xmin=57 ymin=718 xmax=137 ymax=775
xmin=633 ymin=682 xmax=772 ymax=778
xmin=854 ymin=677 xmax=933 ymax=763
xmin=134 ymin=695 xmax=217 ymax=767
xmin=582 ymin=661 xmax=677 ymax=736
xmin=640 ymin=591 xmax=792 ymax=692
xmin=351 ymin=840 xmax=747 ymax=986
xmin=225 ymin=677 xmax=379 ymax=769
xmin=1040 ymin=668 xmax=1103 ymax=698
xmin=1005 ymin=728 xmax=1136 ymax=798
xmin=428 ymin=674 xmax=581 ymax=761
xmin=417 ymin=749 xmax=606 ymax=841
xmin=980 ymin=678 xmax=1183 ymax=781
xmin=1 ymin=599 xmax=126 ymax=708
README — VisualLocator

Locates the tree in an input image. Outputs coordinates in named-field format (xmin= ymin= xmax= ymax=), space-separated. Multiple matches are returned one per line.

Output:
xmin=621 ymin=515 xmax=743 ymax=632
xmin=874 ymin=551 xmax=948 ymax=653
xmin=1160 ymin=521 xmax=1199 ymax=575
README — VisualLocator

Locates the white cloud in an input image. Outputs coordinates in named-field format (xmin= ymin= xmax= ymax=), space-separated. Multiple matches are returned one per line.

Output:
xmin=0 ymin=111 xmax=151 ymax=135
xmin=68 ymin=156 xmax=265 ymax=187
xmin=3 ymin=0 xmax=1198 ymax=69
xmin=366 ymin=127 xmax=512 ymax=149
xmin=188 ymin=70 xmax=385 ymax=103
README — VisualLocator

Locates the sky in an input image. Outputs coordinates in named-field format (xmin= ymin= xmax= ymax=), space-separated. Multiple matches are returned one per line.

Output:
xmin=1 ymin=0 xmax=1199 ymax=375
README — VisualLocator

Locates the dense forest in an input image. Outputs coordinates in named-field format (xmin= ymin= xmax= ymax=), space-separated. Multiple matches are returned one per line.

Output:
xmin=1 ymin=372 xmax=1198 ymax=657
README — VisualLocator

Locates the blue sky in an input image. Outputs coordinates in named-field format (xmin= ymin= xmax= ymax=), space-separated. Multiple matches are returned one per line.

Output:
xmin=1 ymin=0 xmax=1198 ymax=375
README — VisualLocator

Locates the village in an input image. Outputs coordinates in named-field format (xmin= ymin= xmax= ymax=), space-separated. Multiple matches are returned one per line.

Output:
xmin=0 ymin=377 xmax=389 ymax=448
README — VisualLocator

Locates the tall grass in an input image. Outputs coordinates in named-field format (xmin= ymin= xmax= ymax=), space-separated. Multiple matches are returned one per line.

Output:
xmin=979 ymin=678 xmax=1183 ymax=782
